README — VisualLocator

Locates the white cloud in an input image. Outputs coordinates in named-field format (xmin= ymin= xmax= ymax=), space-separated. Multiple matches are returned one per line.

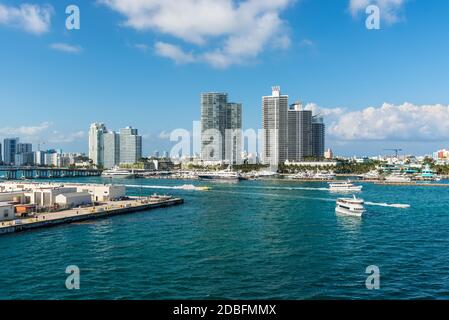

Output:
xmin=99 ymin=0 xmax=293 ymax=68
xmin=49 ymin=43 xmax=83 ymax=54
xmin=349 ymin=0 xmax=406 ymax=24
xmin=130 ymin=43 xmax=150 ymax=52
xmin=154 ymin=42 xmax=195 ymax=64
xmin=48 ymin=130 xmax=86 ymax=143
xmin=327 ymin=103 xmax=449 ymax=141
xmin=0 ymin=122 xmax=51 ymax=136
xmin=299 ymin=39 xmax=314 ymax=47
xmin=305 ymin=103 xmax=345 ymax=118
xmin=158 ymin=131 xmax=172 ymax=140
xmin=0 ymin=3 xmax=53 ymax=34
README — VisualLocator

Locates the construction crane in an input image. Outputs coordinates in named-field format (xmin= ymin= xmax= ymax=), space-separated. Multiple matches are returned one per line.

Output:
xmin=384 ymin=148 xmax=403 ymax=158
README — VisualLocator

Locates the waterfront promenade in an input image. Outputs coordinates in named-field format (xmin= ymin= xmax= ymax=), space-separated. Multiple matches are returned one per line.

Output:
xmin=0 ymin=196 xmax=183 ymax=235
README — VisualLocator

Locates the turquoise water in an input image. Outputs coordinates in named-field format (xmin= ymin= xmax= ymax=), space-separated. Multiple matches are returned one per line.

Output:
xmin=1 ymin=177 xmax=449 ymax=300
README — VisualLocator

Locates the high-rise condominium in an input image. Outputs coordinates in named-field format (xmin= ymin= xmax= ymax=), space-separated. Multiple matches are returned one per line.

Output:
xmin=288 ymin=102 xmax=312 ymax=162
xmin=225 ymin=103 xmax=242 ymax=165
xmin=311 ymin=116 xmax=325 ymax=158
xmin=104 ymin=131 xmax=120 ymax=169
xmin=16 ymin=143 xmax=32 ymax=154
xmin=88 ymin=123 xmax=107 ymax=167
xmin=119 ymin=127 xmax=142 ymax=164
xmin=262 ymin=86 xmax=288 ymax=166
xmin=201 ymin=92 xmax=227 ymax=161
xmin=15 ymin=143 xmax=34 ymax=166
xmin=3 ymin=138 xmax=19 ymax=165
xmin=200 ymin=92 xmax=242 ymax=164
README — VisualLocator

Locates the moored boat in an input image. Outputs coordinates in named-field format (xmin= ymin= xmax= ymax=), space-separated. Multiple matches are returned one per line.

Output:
xmin=102 ymin=167 xmax=136 ymax=179
xmin=384 ymin=174 xmax=412 ymax=183
xmin=198 ymin=170 xmax=245 ymax=181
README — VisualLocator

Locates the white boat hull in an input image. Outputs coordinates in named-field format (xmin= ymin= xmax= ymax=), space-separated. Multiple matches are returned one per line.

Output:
xmin=335 ymin=206 xmax=364 ymax=217
xmin=329 ymin=186 xmax=363 ymax=192
xmin=102 ymin=174 xmax=136 ymax=179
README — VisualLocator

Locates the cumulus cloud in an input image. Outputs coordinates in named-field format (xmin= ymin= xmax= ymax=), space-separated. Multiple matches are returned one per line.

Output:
xmin=158 ymin=131 xmax=172 ymax=140
xmin=49 ymin=43 xmax=83 ymax=54
xmin=47 ymin=130 xmax=86 ymax=143
xmin=0 ymin=122 xmax=51 ymax=136
xmin=327 ymin=103 xmax=449 ymax=142
xmin=155 ymin=42 xmax=195 ymax=64
xmin=99 ymin=0 xmax=293 ymax=68
xmin=349 ymin=0 xmax=406 ymax=24
xmin=305 ymin=103 xmax=345 ymax=118
xmin=0 ymin=3 xmax=53 ymax=34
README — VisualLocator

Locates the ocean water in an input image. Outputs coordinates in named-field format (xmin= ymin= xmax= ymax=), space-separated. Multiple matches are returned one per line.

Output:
xmin=1 ymin=177 xmax=449 ymax=300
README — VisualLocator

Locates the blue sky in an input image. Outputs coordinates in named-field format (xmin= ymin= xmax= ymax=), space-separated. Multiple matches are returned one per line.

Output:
xmin=1 ymin=0 xmax=449 ymax=156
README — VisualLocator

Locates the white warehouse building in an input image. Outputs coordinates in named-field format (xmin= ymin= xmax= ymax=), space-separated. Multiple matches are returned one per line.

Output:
xmin=76 ymin=185 xmax=126 ymax=202
xmin=0 ymin=203 xmax=15 ymax=222
xmin=55 ymin=192 xmax=92 ymax=208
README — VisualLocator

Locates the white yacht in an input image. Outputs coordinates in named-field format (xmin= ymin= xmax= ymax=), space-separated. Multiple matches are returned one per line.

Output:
xmin=384 ymin=174 xmax=411 ymax=183
xmin=102 ymin=167 xmax=136 ymax=179
xmin=254 ymin=170 xmax=278 ymax=178
xmin=313 ymin=171 xmax=336 ymax=181
xmin=360 ymin=170 xmax=380 ymax=180
xmin=335 ymin=196 xmax=366 ymax=217
xmin=329 ymin=180 xmax=363 ymax=192
xmin=290 ymin=172 xmax=313 ymax=180
xmin=198 ymin=170 xmax=245 ymax=181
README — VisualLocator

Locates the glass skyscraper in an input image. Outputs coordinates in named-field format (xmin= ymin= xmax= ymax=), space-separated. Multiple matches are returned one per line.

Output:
xmin=287 ymin=102 xmax=312 ymax=162
xmin=119 ymin=127 xmax=142 ymax=164
xmin=88 ymin=123 xmax=107 ymax=167
xmin=200 ymin=92 xmax=242 ymax=164
xmin=104 ymin=131 xmax=120 ymax=169
xmin=3 ymin=138 xmax=19 ymax=165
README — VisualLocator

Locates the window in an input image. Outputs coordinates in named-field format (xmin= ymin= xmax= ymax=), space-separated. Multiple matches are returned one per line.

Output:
xmin=4 ymin=209 xmax=9 ymax=217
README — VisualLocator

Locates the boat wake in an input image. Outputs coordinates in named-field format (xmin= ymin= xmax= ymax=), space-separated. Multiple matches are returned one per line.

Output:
xmin=124 ymin=184 xmax=209 ymax=191
xmin=240 ymin=186 xmax=329 ymax=192
xmin=365 ymin=202 xmax=410 ymax=209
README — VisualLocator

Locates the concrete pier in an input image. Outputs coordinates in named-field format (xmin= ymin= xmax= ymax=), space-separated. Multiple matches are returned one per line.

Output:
xmin=0 ymin=197 xmax=183 ymax=235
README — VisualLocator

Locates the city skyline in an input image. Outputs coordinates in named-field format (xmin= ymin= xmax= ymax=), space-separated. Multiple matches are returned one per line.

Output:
xmin=2 ymin=1 xmax=449 ymax=156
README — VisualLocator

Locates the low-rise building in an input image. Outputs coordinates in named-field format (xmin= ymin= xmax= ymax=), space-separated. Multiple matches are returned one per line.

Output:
xmin=32 ymin=187 xmax=78 ymax=207
xmin=75 ymin=185 xmax=126 ymax=202
xmin=55 ymin=192 xmax=92 ymax=208
xmin=0 ymin=202 xmax=15 ymax=221
xmin=0 ymin=191 xmax=26 ymax=204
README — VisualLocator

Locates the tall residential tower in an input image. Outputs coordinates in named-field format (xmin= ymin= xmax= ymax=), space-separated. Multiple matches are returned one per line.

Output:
xmin=200 ymin=92 xmax=242 ymax=164
xmin=119 ymin=127 xmax=142 ymax=164
xmin=3 ymin=138 xmax=19 ymax=165
xmin=287 ymin=102 xmax=312 ymax=162
xmin=88 ymin=123 xmax=107 ymax=167
xmin=262 ymin=86 xmax=288 ymax=167
xmin=311 ymin=116 xmax=325 ymax=158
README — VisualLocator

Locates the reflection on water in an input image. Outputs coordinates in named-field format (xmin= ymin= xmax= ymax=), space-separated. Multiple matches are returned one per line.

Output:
xmin=335 ymin=212 xmax=362 ymax=232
